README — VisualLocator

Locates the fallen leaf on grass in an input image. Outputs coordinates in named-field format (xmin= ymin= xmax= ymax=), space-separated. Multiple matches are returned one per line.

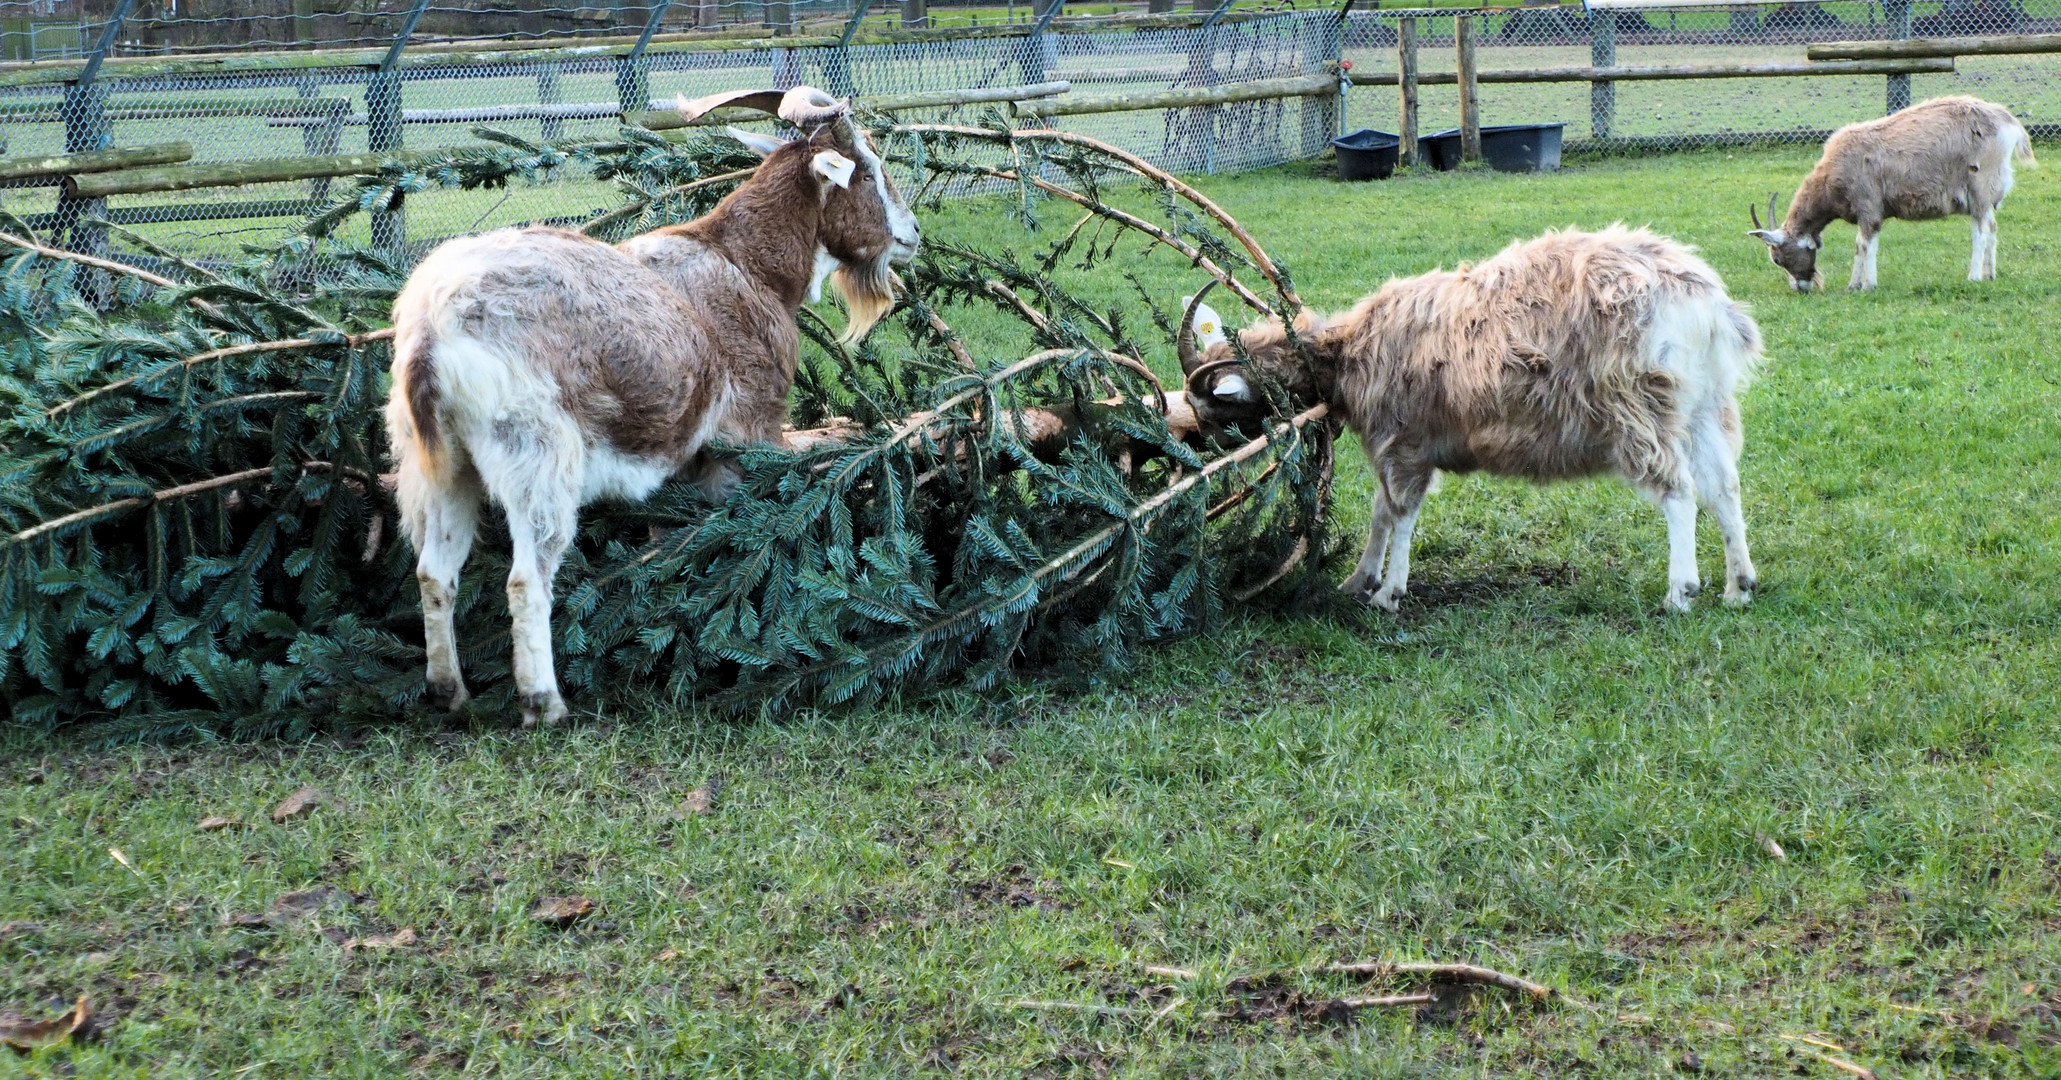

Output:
xmin=0 ymin=996 xmax=91 ymax=1054
xmin=271 ymin=786 xmax=332 ymax=823
xmin=655 ymin=948 xmax=680 ymax=963
xmin=197 ymin=816 xmax=235 ymax=832
xmin=530 ymin=896 xmax=596 ymax=928
xmin=1759 ymin=835 xmax=1787 ymax=862
xmin=343 ymin=928 xmax=417 ymax=954
xmin=270 ymin=886 xmax=349 ymax=923
xmin=220 ymin=912 xmax=270 ymax=929
xmin=680 ymin=788 xmax=712 ymax=815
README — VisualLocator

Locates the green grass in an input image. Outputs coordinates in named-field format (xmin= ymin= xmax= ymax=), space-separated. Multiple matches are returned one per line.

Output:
xmin=5 ymin=146 xmax=2061 ymax=1077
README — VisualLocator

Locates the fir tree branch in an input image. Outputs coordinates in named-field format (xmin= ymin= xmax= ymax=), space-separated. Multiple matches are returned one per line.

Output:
xmin=46 ymin=329 xmax=396 ymax=418
xmin=7 ymin=466 xmax=274 ymax=545
xmin=579 ymin=167 xmax=757 ymax=237
xmin=0 ymin=228 xmax=225 ymax=317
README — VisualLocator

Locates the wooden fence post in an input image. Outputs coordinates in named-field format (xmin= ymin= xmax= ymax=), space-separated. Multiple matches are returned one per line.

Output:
xmin=294 ymin=0 xmax=316 ymax=44
xmin=1397 ymin=15 xmax=1418 ymax=166
xmin=1456 ymin=13 xmax=1479 ymax=164
xmin=902 ymin=0 xmax=928 ymax=29
xmin=1884 ymin=0 xmax=1911 ymax=112
xmin=1590 ymin=5 xmax=1614 ymax=140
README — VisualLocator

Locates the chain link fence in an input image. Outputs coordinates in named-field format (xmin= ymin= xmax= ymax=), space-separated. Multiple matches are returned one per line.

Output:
xmin=2 ymin=1 xmax=2056 ymax=267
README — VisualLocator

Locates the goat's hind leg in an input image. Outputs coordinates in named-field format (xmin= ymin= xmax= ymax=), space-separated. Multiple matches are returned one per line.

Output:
xmin=1688 ymin=409 xmax=1756 ymax=607
xmin=1634 ymin=457 xmax=1701 ymax=613
xmin=397 ymin=461 xmax=482 ymax=711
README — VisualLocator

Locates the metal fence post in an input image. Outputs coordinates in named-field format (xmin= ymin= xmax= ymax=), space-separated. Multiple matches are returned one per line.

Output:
xmin=1301 ymin=2 xmax=1347 ymax=157
xmin=369 ymin=0 xmax=432 ymax=257
xmin=767 ymin=0 xmax=793 ymax=35
xmin=617 ymin=0 xmax=676 ymax=116
xmin=1884 ymin=0 xmax=1911 ymax=113
xmin=1022 ymin=0 xmax=1067 ymax=87
xmin=1456 ymin=13 xmax=1480 ymax=164
xmin=902 ymin=0 xmax=928 ymax=30
xmin=825 ymin=0 xmax=874 ymax=99
xmin=539 ymin=61 xmax=564 ymax=141
xmin=298 ymin=74 xmax=342 ymax=204
xmin=54 ymin=0 xmax=133 ymax=301
xmin=1397 ymin=15 xmax=1418 ymax=166
xmin=1590 ymin=5 xmax=1615 ymax=141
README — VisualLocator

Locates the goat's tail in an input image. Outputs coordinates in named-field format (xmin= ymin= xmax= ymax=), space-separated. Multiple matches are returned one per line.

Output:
xmin=386 ymin=322 xmax=447 ymax=475
xmin=2010 ymin=123 xmax=2038 ymax=167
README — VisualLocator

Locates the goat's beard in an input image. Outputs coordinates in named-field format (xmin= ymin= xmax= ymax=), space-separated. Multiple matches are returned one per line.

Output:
xmin=831 ymin=257 xmax=897 ymax=344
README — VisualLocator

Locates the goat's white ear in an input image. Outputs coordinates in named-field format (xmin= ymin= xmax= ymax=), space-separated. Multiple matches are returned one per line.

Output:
xmin=1212 ymin=373 xmax=1255 ymax=403
xmin=725 ymin=126 xmax=787 ymax=158
xmin=812 ymin=149 xmax=856 ymax=190
xmin=1746 ymin=228 xmax=1781 ymax=244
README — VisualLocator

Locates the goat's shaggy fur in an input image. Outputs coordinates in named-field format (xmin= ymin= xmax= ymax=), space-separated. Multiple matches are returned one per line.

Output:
xmin=1188 ymin=225 xmax=1764 ymax=612
xmin=1751 ymin=95 xmax=2036 ymax=291
xmin=384 ymin=88 xmax=918 ymax=726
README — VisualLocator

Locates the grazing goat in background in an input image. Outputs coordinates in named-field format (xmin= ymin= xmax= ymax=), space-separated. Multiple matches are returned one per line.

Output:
xmin=1749 ymin=95 xmax=2035 ymax=291
xmin=385 ymin=85 xmax=920 ymax=727
xmin=1180 ymin=225 xmax=1763 ymax=613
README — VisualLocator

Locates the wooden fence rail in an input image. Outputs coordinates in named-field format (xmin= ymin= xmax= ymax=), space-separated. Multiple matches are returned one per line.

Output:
xmin=1346 ymin=56 xmax=1953 ymax=86
xmin=1807 ymin=31 xmax=2061 ymax=61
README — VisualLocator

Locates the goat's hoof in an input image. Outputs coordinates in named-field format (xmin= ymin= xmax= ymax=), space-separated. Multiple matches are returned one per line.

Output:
xmin=1724 ymin=575 xmax=1756 ymax=608
xmin=520 ymin=692 xmax=569 ymax=729
xmin=1339 ymin=572 xmax=1375 ymax=598
xmin=1371 ymin=586 xmax=1404 ymax=613
xmin=1664 ymin=582 xmax=1699 ymax=612
xmin=426 ymin=678 xmax=471 ymax=712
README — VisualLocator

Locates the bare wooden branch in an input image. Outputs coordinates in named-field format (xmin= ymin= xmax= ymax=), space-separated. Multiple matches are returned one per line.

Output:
xmin=896 ymin=124 xmax=1301 ymax=310
xmin=1011 ymin=999 xmax=1151 ymax=1016
xmin=0 ymin=142 xmax=192 ymax=184
xmin=939 ymin=159 xmax=1271 ymax=316
xmin=1322 ymin=961 xmax=1560 ymax=1001
xmin=1338 ymin=993 xmax=1437 ymax=1009
xmin=1142 ymin=964 xmax=1198 ymax=980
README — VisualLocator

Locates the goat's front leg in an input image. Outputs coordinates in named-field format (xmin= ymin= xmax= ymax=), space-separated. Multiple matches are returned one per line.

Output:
xmin=1851 ymin=225 xmax=1880 ymax=291
xmin=1340 ymin=490 xmax=1399 ymax=605
xmin=1343 ymin=464 xmax=1432 ymax=612
xmin=504 ymin=501 xmax=575 ymax=729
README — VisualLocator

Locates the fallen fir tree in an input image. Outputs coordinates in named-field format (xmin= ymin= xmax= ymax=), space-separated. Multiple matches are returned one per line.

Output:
xmin=0 ymin=117 xmax=1338 ymax=741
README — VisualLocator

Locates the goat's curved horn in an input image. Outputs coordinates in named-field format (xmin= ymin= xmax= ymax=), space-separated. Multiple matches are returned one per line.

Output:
xmin=1749 ymin=200 xmax=1763 ymax=230
xmin=675 ymin=88 xmax=789 ymax=123
xmin=1767 ymin=192 xmax=1779 ymax=228
xmin=1183 ymin=357 xmax=1246 ymax=401
xmin=778 ymin=85 xmax=851 ymax=129
xmin=1175 ymin=280 xmax=1218 ymax=375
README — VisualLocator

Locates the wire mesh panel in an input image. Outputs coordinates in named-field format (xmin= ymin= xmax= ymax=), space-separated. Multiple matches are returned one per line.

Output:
xmin=4 ymin=1 xmax=2059 ymax=268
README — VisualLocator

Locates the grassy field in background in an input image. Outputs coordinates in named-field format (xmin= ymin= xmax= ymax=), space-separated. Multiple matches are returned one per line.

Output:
xmin=4 ymin=147 xmax=2060 ymax=1077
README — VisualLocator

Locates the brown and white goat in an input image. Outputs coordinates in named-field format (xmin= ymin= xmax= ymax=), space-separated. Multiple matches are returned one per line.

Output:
xmin=384 ymin=85 xmax=919 ymax=726
xmin=1180 ymin=225 xmax=1763 ymax=613
xmin=1749 ymin=95 xmax=2035 ymax=292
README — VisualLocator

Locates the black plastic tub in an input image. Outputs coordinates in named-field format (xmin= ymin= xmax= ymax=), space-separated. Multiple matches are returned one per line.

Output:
xmin=1424 ymin=123 xmax=1564 ymax=172
xmin=1330 ymin=128 xmax=1400 ymax=180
